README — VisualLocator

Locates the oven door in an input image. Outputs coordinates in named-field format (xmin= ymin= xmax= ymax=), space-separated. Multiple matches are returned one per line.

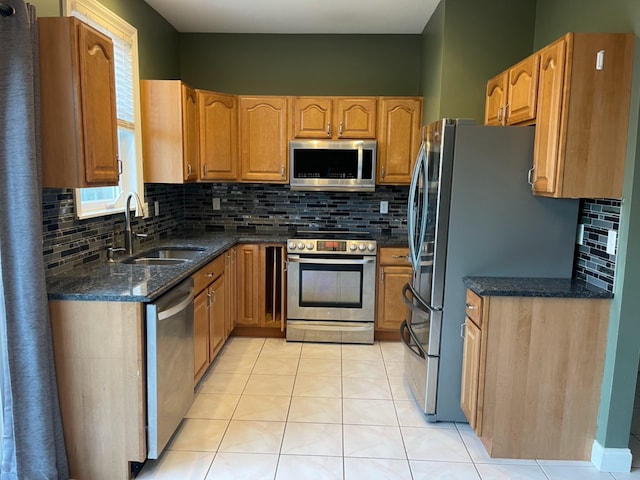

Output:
xmin=287 ymin=254 xmax=376 ymax=322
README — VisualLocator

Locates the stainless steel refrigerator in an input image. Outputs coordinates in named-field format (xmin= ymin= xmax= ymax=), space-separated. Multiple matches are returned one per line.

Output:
xmin=401 ymin=119 xmax=580 ymax=422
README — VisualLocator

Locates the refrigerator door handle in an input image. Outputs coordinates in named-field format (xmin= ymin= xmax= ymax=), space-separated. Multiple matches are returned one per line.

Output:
xmin=400 ymin=320 xmax=426 ymax=360
xmin=408 ymin=143 xmax=429 ymax=270
xmin=402 ymin=282 xmax=441 ymax=316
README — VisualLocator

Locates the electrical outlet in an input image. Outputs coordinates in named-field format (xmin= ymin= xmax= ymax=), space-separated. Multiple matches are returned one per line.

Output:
xmin=142 ymin=202 xmax=150 ymax=218
xmin=212 ymin=198 xmax=221 ymax=210
xmin=380 ymin=201 xmax=389 ymax=214
xmin=154 ymin=201 xmax=160 ymax=216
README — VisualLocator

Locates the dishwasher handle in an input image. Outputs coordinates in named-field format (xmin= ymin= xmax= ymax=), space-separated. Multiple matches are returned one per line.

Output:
xmin=157 ymin=287 xmax=194 ymax=321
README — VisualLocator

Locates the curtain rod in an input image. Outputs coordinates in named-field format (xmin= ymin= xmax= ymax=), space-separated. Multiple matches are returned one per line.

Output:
xmin=0 ymin=2 xmax=15 ymax=17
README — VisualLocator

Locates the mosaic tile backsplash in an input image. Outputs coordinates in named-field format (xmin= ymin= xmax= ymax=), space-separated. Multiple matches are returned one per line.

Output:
xmin=41 ymin=183 xmax=619 ymax=293
xmin=573 ymin=198 xmax=620 ymax=292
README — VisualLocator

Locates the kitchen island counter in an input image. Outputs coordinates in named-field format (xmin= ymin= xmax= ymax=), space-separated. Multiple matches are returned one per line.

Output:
xmin=463 ymin=276 xmax=613 ymax=299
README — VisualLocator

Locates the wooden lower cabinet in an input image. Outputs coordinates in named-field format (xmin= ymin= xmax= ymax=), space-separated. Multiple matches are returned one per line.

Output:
xmin=376 ymin=247 xmax=411 ymax=337
xmin=49 ymin=301 xmax=146 ymax=480
xmin=460 ymin=289 xmax=610 ymax=460
xmin=192 ymin=254 xmax=228 ymax=384
xmin=236 ymin=244 xmax=286 ymax=335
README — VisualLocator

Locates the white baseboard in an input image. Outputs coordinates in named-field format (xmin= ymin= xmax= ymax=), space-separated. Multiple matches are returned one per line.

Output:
xmin=591 ymin=440 xmax=632 ymax=472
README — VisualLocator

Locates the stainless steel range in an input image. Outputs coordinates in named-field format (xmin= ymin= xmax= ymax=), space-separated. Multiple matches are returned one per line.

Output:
xmin=286 ymin=231 xmax=377 ymax=344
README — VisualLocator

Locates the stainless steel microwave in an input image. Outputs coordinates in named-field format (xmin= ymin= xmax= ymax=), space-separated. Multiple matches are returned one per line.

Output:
xmin=289 ymin=139 xmax=377 ymax=192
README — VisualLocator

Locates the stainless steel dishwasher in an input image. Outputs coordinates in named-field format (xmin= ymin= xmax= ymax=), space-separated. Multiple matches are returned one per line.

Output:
xmin=146 ymin=278 xmax=195 ymax=459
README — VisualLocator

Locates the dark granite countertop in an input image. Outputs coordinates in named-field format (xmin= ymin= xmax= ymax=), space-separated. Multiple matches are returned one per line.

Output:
xmin=46 ymin=230 xmax=405 ymax=303
xmin=46 ymin=233 xmax=288 ymax=303
xmin=463 ymin=276 xmax=613 ymax=299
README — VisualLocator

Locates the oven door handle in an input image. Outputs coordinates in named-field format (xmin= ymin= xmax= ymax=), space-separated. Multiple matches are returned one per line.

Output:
xmin=288 ymin=257 xmax=375 ymax=265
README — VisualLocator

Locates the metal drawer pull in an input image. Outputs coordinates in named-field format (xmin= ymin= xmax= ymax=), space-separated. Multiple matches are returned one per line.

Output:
xmin=465 ymin=303 xmax=475 ymax=310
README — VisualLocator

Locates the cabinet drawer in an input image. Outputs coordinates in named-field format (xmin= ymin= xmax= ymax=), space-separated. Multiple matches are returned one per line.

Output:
xmin=379 ymin=247 xmax=410 ymax=266
xmin=193 ymin=254 xmax=225 ymax=295
xmin=465 ymin=289 xmax=483 ymax=328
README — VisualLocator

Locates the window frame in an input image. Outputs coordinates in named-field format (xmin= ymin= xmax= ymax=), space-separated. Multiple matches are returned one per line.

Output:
xmin=63 ymin=0 xmax=145 ymax=220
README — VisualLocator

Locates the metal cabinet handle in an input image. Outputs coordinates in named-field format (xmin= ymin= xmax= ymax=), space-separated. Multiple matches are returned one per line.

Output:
xmin=391 ymin=255 xmax=405 ymax=259
xmin=339 ymin=122 xmax=343 ymax=136
xmin=117 ymin=156 xmax=123 ymax=176
xmin=187 ymin=163 xmax=193 ymax=176
xmin=460 ymin=322 xmax=466 ymax=339
xmin=465 ymin=303 xmax=475 ymax=311
xmin=326 ymin=122 xmax=331 ymax=137
xmin=497 ymin=107 xmax=502 ymax=122
xmin=206 ymin=272 xmax=214 ymax=278
xmin=380 ymin=268 xmax=385 ymax=284
xmin=504 ymin=103 xmax=509 ymax=123
xmin=280 ymin=165 xmax=285 ymax=178
xmin=203 ymin=163 xmax=208 ymax=176
xmin=527 ymin=166 xmax=535 ymax=186
xmin=381 ymin=166 xmax=385 ymax=179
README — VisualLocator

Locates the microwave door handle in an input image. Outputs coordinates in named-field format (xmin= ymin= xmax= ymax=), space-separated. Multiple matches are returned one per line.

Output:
xmin=357 ymin=144 xmax=363 ymax=179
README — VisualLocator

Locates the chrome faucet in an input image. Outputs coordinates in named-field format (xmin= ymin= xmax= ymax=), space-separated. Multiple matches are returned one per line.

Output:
xmin=124 ymin=192 xmax=146 ymax=255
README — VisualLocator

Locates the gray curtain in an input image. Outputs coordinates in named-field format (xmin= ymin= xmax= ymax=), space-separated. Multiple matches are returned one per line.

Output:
xmin=0 ymin=1 xmax=69 ymax=478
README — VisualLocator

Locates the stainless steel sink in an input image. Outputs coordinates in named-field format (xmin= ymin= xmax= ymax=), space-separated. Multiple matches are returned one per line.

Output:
xmin=129 ymin=258 xmax=189 ymax=266
xmin=121 ymin=247 xmax=205 ymax=265
xmin=142 ymin=247 xmax=205 ymax=260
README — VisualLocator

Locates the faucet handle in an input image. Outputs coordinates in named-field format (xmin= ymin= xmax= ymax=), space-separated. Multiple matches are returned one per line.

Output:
xmin=107 ymin=246 xmax=125 ymax=263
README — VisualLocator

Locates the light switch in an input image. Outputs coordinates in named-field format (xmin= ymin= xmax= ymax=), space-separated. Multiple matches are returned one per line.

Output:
xmin=607 ymin=229 xmax=617 ymax=255
xmin=212 ymin=198 xmax=221 ymax=210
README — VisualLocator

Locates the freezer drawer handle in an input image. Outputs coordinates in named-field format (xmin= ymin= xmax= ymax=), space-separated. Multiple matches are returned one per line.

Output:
xmin=402 ymin=282 xmax=440 ymax=315
xmin=400 ymin=319 xmax=426 ymax=360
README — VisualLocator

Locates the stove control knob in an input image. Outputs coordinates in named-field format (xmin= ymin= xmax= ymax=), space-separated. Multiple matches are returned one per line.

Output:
xmin=288 ymin=241 xmax=296 ymax=250
xmin=349 ymin=243 xmax=358 ymax=251
xmin=305 ymin=242 xmax=314 ymax=251
xmin=358 ymin=243 xmax=366 ymax=251
xmin=367 ymin=243 xmax=376 ymax=252
xmin=297 ymin=242 xmax=305 ymax=250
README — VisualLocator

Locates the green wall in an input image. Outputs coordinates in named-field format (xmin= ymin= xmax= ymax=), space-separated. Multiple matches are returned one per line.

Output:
xmin=420 ymin=0 xmax=536 ymax=124
xmin=179 ymin=34 xmax=422 ymax=95
xmin=534 ymin=0 xmax=640 ymax=453
xmin=29 ymin=0 xmax=180 ymax=79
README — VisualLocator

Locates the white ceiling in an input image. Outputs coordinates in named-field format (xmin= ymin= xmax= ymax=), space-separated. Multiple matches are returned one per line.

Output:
xmin=143 ymin=0 xmax=441 ymax=34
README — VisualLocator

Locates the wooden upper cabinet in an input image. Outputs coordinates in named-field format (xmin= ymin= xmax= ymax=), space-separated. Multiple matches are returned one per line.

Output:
xmin=292 ymin=97 xmax=333 ymax=138
xmin=335 ymin=97 xmax=377 ymax=138
xmin=484 ymin=53 xmax=539 ymax=126
xmin=39 ymin=17 xmax=119 ymax=188
xmin=141 ymin=80 xmax=199 ymax=184
xmin=377 ymin=97 xmax=423 ymax=184
xmin=239 ymin=96 xmax=289 ymax=182
xmin=505 ymin=53 xmax=540 ymax=125
xmin=292 ymin=97 xmax=377 ymax=139
xmin=484 ymin=73 xmax=507 ymax=126
xmin=532 ymin=33 xmax=634 ymax=198
xmin=198 ymin=91 xmax=238 ymax=181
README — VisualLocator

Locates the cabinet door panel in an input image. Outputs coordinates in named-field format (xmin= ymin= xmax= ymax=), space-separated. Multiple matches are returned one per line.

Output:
xmin=194 ymin=292 xmax=209 ymax=383
xmin=506 ymin=54 xmax=539 ymax=125
xmin=484 ymin=73 xmax=507 ymax=126
xmin=78 ymin=22 xmax=119 ymax=185
xmin=209 ymin=276 xmax=226 ymax=360
xmin=182 ymin=85 xmax=199 ymax=181
xmin=532 ymin=38 xmax=566 ymax=195
xmin=376 ymin=266 xmax=411 ymax=331
xmin=336 ymin=98 xmax=377 ymax=138
xmin=237 ymin=245 xmax=261 ymax=326
xmin=377 ymin=98 xmax=422 ymax=184
xmin=460 ymin=318 xmax=481 ymax=432
xmin=199 ymin=91 xmax=238 ymax=180
xmin=293 ymin=97 xmax=333 ymax=138
xmin=239 ymin=97 xmax=288 ymax=182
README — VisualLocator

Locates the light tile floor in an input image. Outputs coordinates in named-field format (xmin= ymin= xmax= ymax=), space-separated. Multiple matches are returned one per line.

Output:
xmin=138 ymin=337 xmax=640 ymax=480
